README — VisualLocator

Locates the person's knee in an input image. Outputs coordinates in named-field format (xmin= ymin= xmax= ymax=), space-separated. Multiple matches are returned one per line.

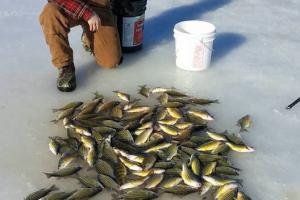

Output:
xmin=39 ymin=3 xmax=63 ymax=25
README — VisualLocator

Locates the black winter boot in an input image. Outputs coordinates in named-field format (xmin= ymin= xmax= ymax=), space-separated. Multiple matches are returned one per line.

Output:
xmin=57 ymin=63 xmax=76 ymax=92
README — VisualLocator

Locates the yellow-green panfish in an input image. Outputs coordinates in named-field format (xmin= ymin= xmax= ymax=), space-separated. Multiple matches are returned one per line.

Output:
xmin=25 ymin=185 xmax=57 ymax=200
xmin=237 ymin=115 xmax=252 ymax=132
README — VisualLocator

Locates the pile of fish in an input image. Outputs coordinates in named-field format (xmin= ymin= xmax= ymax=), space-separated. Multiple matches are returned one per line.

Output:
xmin=25 ymin=86 xmax=253 ymax=200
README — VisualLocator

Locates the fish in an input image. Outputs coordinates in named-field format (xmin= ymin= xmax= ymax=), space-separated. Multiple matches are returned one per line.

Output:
xmin=159 ymin=124 xmax=178 ymax=136
xmin=190 ymin=154 xmax=201 ymax=176
xmin=86 ymin=148 xmax=98 ymax=167
xmin=91 ymin=130 xmax=104 ymax=143
xmin=113 ymin=91 xmax=130 ymax=102
xmin=137 ymin=122 xmax=153 ymax=130
xmin=123 ymin=98 xmax=141 ymax=110
xmin=24 ymin=185 xmax=57 ymax=200
xmin=175 ymin=127 xmax=193 ymax=141
xmin=139 ymin=111 xmax=154 ymax=124
xmin=138 ymin=85 xmax=151 ymax=98
xmin=51 ymin=107 xmax=75 ymax=123
xmin=236 ymin=191 xmax=252 ymax=200
xmin=162 ymin=184 xmax=198 ymax=195
xmin=67 ymin=187 xmax=102 ymax=200
xmin=181 ymin=163 xmax=202 ymax=188
xmin=157 ymin=93 xmax=169 ymax=104
xmin=98 ymin=174 xmax=119 ymax=191
xmin=92 ymin=126 xmax=116 ymax=135
xmin=44 ymin=166 xmax=82 ymax=178
xmin=176 ymin=150 xmax=191 ymax=162
xmin=135 ymin=128 xmax=153 ymax=145
xmin=160 ymin=144 xmax=178 ymax=161
xmin=164 ymin=168 xmax=181 ymax=176
xmin=197 ymin=153 xmax=226 ymax=162
xmin=52 ymin=102 xmax=83 ymax=112
xmin=76 ymin=99 xmax=101 ymax=117
xmin=119 ymin=157 xmax=143 ymax=171
xmin=45 ymin=190 xmax=76 ymax=200
xmin=144 ymin=142 xmax=173 ymax=153
xmin=80 ymin=135 xmax=95 ymax=149
xmin=95 ymin=159 xmax=115 ymax=178
xmin=202 ymin=162 xmax=217 ymax=176
xmin=158 ymin=118 xmax=178 ymax=126
xmin=175 ymin=122 xmax=193 ymax=130
xmin=190 ymin=135 xmax=211 ymax=143
xmin=126 ymin=106 xmax=152 ymax=113
xmin=95 ymin=101 xmax=119 ymax=113
xmin=226 ymin=133 xmax=244 ymax=145
xmin=115 ymin=130 xmax=134 ymax=144
xmin=237 ymin=115 xmax=252 ymax=132
xmin=226 ymin=142 xmax=255 ymax=153
xmin=154 ymin=161 xmax=175 ymax=169
xmin=101 ymin=120 xmax=123 ymax=129
xmin=120 ymin=177 xmax=149 ymax=190
xmin=76 ymin=175 xmax=103 ymax=188
xmin=111 ymin=139 xmax=140 ymax=155
xmin=166 ymin=107 xmax=183 ymax=119
xmin=132 ymin=168 xmax=165 ymax=177
xmin=207 ymin=131 xmax=228 ymax=141
xmin=115 ymin=160 xmax=127 ymax=185
xmin=188 ymin=110 xmax=214 ymax=121
xmin=162 ymin=102 xmax=185 ymax=108
xmin=58 ymin=153 xmax=79 ymax=169
xmin=111 ymin=105 xmax=123 ymax=119
xmin=67 ymin=128 xmax=83 ymax=141
xmin=187 ymin=113 xmax=208 ymax=125
xmin=215 ymin=166 xmax=240 ymax=176
xmin=215 ymin=183 xmax=238 ymax=200
xmin=211 ymin=143 xmax=229 ymax=155
xmin=142 ymin=154 xmax=157 ymax=170
xmin=144 ymin=174 xmax=164 ymax=189
xmin=102 ymin=141 xmax=118 ymax=164
xmin=156 ymin=107 xmax=168 ymax=120
xmin=202 ymin=175 xmax=236 ymax=186
xmin=116 ymin=189 xmax=158 ymax=200
xmin=70 ymin=124 xmax=92 ymax=136
xmin=113 ymin=148 xmax=144 ymax=163
xmin=197 ymin=141 xmax=223 ymax=152
xmin=189 ymin=98 xmax=219 ymax=105
xmin=165 ymin=90 xmax=188 ymax=97
xmin=151 ymin=87 xmax=169 ymax=93
xmin=168 ymin=97 xmax=191 ymax=104
xmin=49 ymin=138 xmax=60 ymax=155
xmin=159 ymin=177 xmax=183 ymax=189
xmin=122 ymin=112 xmax=145 ymax=122
xmin=200 ymin=181 xmax=213 ymax=196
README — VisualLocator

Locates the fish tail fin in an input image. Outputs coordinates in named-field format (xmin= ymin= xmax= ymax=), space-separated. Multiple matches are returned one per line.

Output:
xmin=44 ymin=173 xmax=52 ymax=178
xmin=51 ymin=119 xmax=59 ymax=124
xmin=214 ymin=99 xmax=220 ymax=104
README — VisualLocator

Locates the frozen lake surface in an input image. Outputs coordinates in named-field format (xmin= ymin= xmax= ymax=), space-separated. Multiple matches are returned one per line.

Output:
xmin=0 ymin=0 xmax=300 ymax=199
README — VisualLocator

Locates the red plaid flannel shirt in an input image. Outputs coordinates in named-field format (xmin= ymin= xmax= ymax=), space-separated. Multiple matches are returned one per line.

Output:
xmin=51 ymin=0 xmax=94 ymax=21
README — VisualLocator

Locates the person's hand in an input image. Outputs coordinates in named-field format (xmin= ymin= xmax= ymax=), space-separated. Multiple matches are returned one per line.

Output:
xmin=88 ymin=14 xmax=101 ymax=32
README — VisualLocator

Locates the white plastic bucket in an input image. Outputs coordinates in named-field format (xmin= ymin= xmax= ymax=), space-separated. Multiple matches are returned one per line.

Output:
xmin=174 ymin=21 xmax=216 ymax=71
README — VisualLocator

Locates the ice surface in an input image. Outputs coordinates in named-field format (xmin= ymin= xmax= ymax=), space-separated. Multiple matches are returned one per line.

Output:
xmin=0 ymin=0 xmax=300 ymax=199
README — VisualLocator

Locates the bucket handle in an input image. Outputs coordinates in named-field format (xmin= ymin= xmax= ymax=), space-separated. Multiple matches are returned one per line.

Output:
xmin=199 ymin=38 xmax=214 ymax=52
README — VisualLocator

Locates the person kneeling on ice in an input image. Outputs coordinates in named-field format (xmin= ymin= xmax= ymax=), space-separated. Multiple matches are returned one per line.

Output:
xmin=39 ymin=0 xmax=122 ymax=92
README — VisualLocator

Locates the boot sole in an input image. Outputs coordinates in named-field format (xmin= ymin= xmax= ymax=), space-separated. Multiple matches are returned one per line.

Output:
xmin=57 ymin=85 xmax=76 ymax=92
